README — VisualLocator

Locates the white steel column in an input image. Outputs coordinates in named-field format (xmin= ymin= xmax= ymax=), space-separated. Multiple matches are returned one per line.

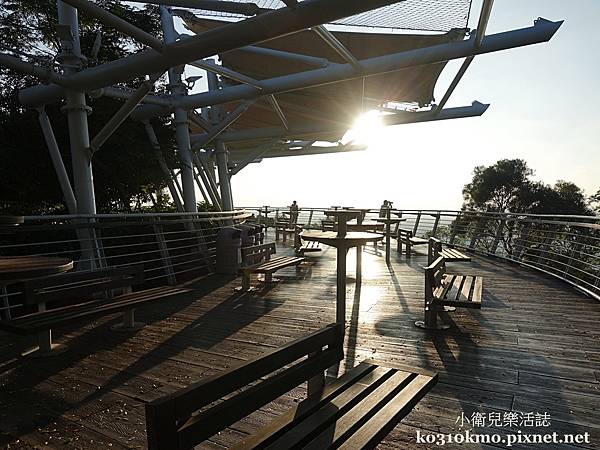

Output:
xmin=58 ymin=1 xmax=96 ymax=216
xmin=161 ymin=6 xmax=197 ymax=212
xmin=206 ymin=70 xmax=234 ymax=210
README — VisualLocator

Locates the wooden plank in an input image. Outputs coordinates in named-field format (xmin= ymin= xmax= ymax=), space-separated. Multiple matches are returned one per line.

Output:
xmin=264 ymin=367 xmax=397 ymax=449
xmin=457 ymin=276 xmax=474 ymax=303
xmin=177 ymin=348 xmax=342 ymax=449
xmin=232 ymin=363 xmax=376 ymax=450
xmin=302 ymin=370 xmax=418 ymax=450
xmin=147 ymin=324 xmax=342 ymax=421
xmin=337 ymin=374 xmax=438 ymax=450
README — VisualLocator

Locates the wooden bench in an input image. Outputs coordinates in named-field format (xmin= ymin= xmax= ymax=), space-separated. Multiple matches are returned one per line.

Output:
xmin=427 ymin=237 xmax=471 ymax=264
xmin=0 ymin=266 xmax=190 ymax=356
xmin=145 ymin=323 xmax=438 ymax=450
xmin=297 ymin=239 xmax=322 ymax=256
xmin=275 ymin=223 xmax=301 ymax=243
xmin=396 ymin=228 xmax=428 ymax=255
xmin=239 ymin=243 xmax=304 ymax=291
xmin=416 ymin=256 xmax=483 ymax=330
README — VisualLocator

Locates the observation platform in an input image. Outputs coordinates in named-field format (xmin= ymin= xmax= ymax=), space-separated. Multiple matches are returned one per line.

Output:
xmin=0 ymin=241 xmax=598 ymax=449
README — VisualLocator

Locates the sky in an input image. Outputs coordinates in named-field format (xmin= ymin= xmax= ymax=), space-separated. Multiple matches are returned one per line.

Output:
xmin=183 ymin=0 xmax=600 ymax=210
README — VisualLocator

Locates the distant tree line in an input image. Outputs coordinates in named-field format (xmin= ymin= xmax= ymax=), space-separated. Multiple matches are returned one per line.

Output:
xmin=462 ymin=159 xmax=598 ymax=216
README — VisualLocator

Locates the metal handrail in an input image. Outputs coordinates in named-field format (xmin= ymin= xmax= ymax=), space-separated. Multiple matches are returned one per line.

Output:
xmin=0 ymin=210 xmax=251 ymax=318
xmin=241 ymin=206 xmax=600 ymax=301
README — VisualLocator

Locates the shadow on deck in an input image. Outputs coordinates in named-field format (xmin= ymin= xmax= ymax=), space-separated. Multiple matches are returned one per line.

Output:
xmin=0 ymin=238 xmax=599 ymax=449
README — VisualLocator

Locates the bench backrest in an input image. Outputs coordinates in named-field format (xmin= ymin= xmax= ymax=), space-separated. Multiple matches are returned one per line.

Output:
xmin=424 ymin=256 xmax=447 ymax=301
xmin=428 ymin=237 xmax=443 ymax=265
xmin=21 ymin=266 xmax=144 ymax=307
xmin=145 ymin=323 xmax=344 ymax=450
xmin=397 ymin=228 xmax=413 ymax=239
xmin=241 ymin=242 xmax=276 ymax=266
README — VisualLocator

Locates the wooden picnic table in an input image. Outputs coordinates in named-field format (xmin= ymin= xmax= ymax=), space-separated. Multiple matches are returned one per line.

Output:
xmin=0 ymin=256 xmax=74 ymax=282
xmin=301 ymin=230 xmax=382 ymax=331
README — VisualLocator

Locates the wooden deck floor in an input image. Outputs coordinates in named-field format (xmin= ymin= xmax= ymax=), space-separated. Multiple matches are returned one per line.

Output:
xmin=1 ymin=238 xmax=599 ymax=449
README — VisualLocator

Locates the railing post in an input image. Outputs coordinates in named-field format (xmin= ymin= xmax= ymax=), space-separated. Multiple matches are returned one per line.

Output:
xmin=153 ymin=218 xmax=177 ymax=286
xmin=514 ymin=220 xmax=531 ymax=261
xmin=490 ymin=217 xmax=505 ymax=255
xmin=307 ymin=209 xmax=314 ymax=228
xmin=431 ymin=211 xmax=441 ymax=237
xmin=413 ymin=211 xmax=422 ymax=236
xmin=449 ymin=211 xmax=461 ymax=246
xmin=469 ymin=215 xmax=485 ymax=250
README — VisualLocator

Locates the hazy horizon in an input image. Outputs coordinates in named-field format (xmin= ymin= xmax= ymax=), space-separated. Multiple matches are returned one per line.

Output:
xmin=217 ymin=0 xmax=600 ymax=210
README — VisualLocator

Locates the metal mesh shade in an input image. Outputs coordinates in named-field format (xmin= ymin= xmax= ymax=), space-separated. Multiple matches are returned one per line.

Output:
xmin=191 ymin=0 xmax=472 ymax=32
xmin=185 ymin=17 xmax=465 ymax=146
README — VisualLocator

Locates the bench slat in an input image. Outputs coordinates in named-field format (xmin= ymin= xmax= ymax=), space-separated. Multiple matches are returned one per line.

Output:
xmin=251 ymin=257 xmax=304 ymax=273
xmin=301 ymin=370 xmax=416 ymax=450
xmin=458 ymin=276 xmax=474 ymax=303
xmin=337 ymin=374 xmax=437 ymax=450
xmin=0 ymin=286 xmax=190 ymax=334
xmin=265 ymin=366 xmax=397 ymax=449
xmin=232 ymin=363 xmax=376 ymax=450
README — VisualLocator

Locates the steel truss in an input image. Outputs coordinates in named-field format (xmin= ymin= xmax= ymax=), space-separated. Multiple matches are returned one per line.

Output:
xmin=0 ymin=0 xmax=562 ymax=213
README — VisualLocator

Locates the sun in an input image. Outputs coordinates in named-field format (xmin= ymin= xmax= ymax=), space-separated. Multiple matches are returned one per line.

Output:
xmin=343 ymin=110 xmax=385 ymax=147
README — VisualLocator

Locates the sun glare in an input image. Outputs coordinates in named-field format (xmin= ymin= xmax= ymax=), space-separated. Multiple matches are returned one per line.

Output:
xmin=343 ymin=110 xmax=385 ymax=147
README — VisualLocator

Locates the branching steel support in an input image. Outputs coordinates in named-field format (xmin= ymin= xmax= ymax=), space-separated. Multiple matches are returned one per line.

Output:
xmin=142 ymin=120 xmax=184 ymax=212
xmin=161 ymin=6 xmax=197 ymax=212
xmin=37 ymin=108 xmax=78 ymax=214
xmin=193 ymin=152 xmax=222 ymax=209
xmin=192 ymin=100 xmax=255 ymax=149
xmin=91 ymin=75 xmax=159 ymax=153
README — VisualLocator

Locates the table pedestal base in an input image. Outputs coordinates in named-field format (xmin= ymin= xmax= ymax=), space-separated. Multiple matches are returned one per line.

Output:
xmin=22 ymin=343 xmax=68 ymax=358
xmin=415 ymin=320 xmax=450 ymax=330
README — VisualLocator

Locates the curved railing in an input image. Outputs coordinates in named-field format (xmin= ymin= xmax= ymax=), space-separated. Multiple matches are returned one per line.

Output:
xmin=241 ymin=206 xmax=600 ymax=301
xmin=0 ymin=210 xmax=251 ymax=317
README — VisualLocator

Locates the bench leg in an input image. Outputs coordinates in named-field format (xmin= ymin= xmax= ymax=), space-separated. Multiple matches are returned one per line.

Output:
xmin=235 ymin=271 xmax=260 ymax=292
xmin=415 ymin=303 xmax=450 ymax=330
xmin=22 ymin=329 xmax=68 ymax=357
xmin=262 ymin=272 xmax=281 ymax=283
xmin=111 ymin=309 xmax=145 ymax=331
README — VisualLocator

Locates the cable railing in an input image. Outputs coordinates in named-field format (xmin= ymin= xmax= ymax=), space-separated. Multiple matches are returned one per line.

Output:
xmin=241 ymin=206 xmax=600 ymax=301
xmin=0 ymin=210 xmax=251 ymax=318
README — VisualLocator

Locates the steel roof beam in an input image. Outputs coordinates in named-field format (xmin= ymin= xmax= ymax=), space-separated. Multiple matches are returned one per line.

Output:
xmin=19 ymin=0 xmax=407 ymax=106
xmin=131 ymin=0 xmax=261 ymax=16
xmin=192 ymin=102 xmax=489 ymax=144
xmin=132 ymin=18 xmax=562 ymax=121
xmin=60 ymin=0 xmax=164 ymax=50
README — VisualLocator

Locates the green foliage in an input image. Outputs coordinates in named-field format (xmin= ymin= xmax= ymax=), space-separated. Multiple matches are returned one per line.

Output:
xmin=590 ymin=189 xmax=600 ymax=213
xmin=462 ymin=159 xmax=594 ymax=216
xmin=0 ymin=1 xmax=178 ymax=215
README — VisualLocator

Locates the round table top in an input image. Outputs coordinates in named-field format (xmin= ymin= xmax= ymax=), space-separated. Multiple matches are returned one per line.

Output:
xmin=324 ymin=209 xmax=362 ymax=219
xmin=0 ymin=256 xmax=74 ymax=282
xmin=301 ymin=231 xmax=383 ymax=248
xmin=0 ymin=215 xmax=24 ymax=226
xmin=347 ymin=223 xmax=385 ymax=231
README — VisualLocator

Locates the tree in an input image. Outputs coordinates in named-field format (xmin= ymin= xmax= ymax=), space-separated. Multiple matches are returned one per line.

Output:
xmin=462 ymin=159 xmax=593 ymax=216
xmin=0 ymin=1 xmax=177 ymax=214
xmin=590 ymin=189 xmax=600 ymax=213
xmin=462 ymin=159 xmax=533 ymax=212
